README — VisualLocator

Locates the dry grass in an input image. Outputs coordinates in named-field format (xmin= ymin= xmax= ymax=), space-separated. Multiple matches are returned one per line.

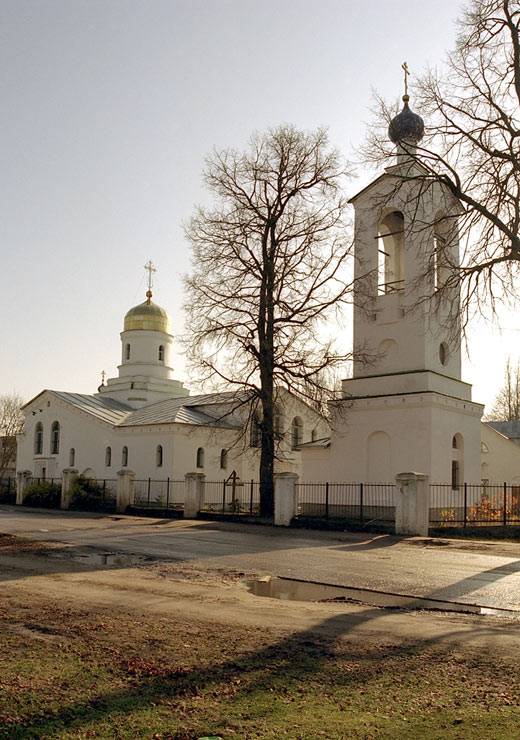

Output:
xmin=1 ymin=582 xmax=520 ymax=740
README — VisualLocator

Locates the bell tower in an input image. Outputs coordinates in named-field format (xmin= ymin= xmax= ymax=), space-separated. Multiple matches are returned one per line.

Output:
xmin=97 ymin=262 xmax=188 ymax=408
xmin=326 ymin=85 xmax=483 ymax=485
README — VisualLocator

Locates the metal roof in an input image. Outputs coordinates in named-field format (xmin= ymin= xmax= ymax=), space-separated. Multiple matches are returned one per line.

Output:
xmin=118 ymin=394 xmax=243 ymax=428
xmin=49 ymin=391 xmax=133 ymax=425
xmin=35 ymin=389 xmax=248 ymax=430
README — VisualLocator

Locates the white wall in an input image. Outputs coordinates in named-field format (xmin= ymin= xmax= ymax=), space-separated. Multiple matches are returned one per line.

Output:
xmin=481 ymin=424 xmax=520 ymax=484
xmin=302 ymin=392 xmax=482 ymax=484
xmin=17 ymin=389 xmax=329 ymax=485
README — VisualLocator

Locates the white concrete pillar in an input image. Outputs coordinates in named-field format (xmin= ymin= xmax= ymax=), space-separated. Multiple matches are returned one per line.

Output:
xmin=395 ymin=472 xmax=429 ymax=536
xmin=16 ymin=470 xmax=32 ymax=505
xmin=184 ymin=472 xmax=205 ymax=518
xmin=116 ymin=469 xmax=136 ymax=513
xmin=274 ymin=472 xmax=299 ymax=526
xmin=60 ymin=468 xmax=78 ymax=510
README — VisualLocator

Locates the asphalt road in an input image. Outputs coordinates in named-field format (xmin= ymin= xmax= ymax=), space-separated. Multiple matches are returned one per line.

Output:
xmin=2 ymin=505 xmax=520 ymax=611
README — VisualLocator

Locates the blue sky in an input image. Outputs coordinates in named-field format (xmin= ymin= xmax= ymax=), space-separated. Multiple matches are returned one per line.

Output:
xmin=1 ymin=0 xmax=513 ymax=407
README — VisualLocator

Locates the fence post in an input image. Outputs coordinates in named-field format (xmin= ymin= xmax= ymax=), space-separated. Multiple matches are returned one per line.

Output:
xmin=166 ymin=477 xmax=170 ymax=509
xmin=464 ymin=482 xmax=467 ymax=528
xmin=250 ymin=479 xmax=254 ymax=515
xmin=60 ymin=468 xmax=78 ymax=509
xmin=395 ymin=472 xmax=429 ymax=536
xmin=359 ymin=483 xmax=364 ymax=523
xmin=184 ymin=472 xmax=205 ymax=518
xmin=274 ymin=472 xmax=298 ymax=526
xmin=325 ymin=482 xmax=329 ymax=520
xmin=116 ymin=469 xmax=136 ymax=513
xmin=16 ymin=470 xmax=32 ymax=505
xmin=222 ymin=479 xmax=226 ymax=513
xmin=504 ymin=482 xmax=508 ymax=528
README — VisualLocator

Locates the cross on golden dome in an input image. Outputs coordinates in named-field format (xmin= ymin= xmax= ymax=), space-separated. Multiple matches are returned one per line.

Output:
xmin=144 ymin=259 xmax=156 ymax=304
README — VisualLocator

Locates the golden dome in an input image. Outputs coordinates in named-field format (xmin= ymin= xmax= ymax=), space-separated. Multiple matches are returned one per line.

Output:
xmin=124 ymin=298 xmax=171 ymax=333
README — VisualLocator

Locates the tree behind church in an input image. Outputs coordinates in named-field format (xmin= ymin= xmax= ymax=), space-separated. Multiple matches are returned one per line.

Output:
xmin=486 ymin=357 xmax=520 ymax=421
xmin=362 ymin=0 xmax=520 ymax=328
xmin=0 ymin=393 xmax=24 ymax=480
xmin=184 ymin=125 xmax=353 ymax=517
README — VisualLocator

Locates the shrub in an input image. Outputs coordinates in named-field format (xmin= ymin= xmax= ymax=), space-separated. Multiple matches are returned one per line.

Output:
xmin=69 ymin=475 xmax=106 ymax=511
xmin=23 ymin=480 xmax=61 ymax=509
xmin=0 ymin=480 xmax=16 ymax=505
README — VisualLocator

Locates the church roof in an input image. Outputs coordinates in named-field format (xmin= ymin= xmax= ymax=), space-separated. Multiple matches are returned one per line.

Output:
xmin=124 ymin=299 xmax=170 ymax=333
xmin=485 ymin=421 xmax=520 ymax=440
xmin=48 ymin=391 xmax=133 ymax=424
xmin=118 ymin=392 xmax=245 ymax=428
xmin=29 ymin=389 xmax=246 ymax=430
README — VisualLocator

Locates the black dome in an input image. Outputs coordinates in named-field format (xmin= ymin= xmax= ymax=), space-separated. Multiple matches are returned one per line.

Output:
xmin=388 ymin=96 xmax=424 ymax=144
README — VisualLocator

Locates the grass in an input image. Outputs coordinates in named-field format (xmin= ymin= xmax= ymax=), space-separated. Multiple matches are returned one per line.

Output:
xmin=1 ymin=534 xmax=519 ymax=739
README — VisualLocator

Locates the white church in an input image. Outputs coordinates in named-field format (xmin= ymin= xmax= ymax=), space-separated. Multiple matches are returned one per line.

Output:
xmin=16 ymin=280 xmax=328 ymax=486
xmin=16 ymin=95 xmax=520 ymax=493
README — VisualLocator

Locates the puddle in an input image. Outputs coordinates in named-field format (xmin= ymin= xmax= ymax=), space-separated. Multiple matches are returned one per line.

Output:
xmin=47 ymin=550 xmax=154 ymax=568
xmin=246 ymin=576 xmax=519 ymax=618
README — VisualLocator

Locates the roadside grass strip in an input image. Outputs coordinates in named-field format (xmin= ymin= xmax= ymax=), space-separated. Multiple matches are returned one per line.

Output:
xmin=0 ymin=589 xmax=519 ymax=740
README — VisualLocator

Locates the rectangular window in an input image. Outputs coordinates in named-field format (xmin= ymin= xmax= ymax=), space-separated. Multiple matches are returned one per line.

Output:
xmin=451 ymin=461 xmax=459 ymax=491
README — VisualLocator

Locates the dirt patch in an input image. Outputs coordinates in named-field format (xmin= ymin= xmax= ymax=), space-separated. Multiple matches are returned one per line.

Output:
xmin=2 ymin=555 xmax=520 ymax=740
xmin=7 ymin=622 xmax=71 ymax=643
xmin=0 ymin=532 xmax=65 ymax=554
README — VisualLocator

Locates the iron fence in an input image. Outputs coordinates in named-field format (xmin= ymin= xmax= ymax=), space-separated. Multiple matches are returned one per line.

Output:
xmin=297 ymin=482 xmax=396 ymax=524
xmin=200 ymin=479 xmax=261 ymax=515
xmin=96 ymin=479 xmax=117 ymax=510
xmin=429 ymin=482 xmax=520 ymax=527
xmin=0 ymin=477 xmax=16 ymax=504
xmin=133 ymin=478 xmax=184 ymax=510
xmin=27 ymin=477 xmax=62 ymax=487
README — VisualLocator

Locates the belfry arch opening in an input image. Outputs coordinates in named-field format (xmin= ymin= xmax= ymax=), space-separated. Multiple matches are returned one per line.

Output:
xmin=433 ymin=214 xmax=452 ymax=291
xmin=377 ymin=211 xmax=405 ymax=295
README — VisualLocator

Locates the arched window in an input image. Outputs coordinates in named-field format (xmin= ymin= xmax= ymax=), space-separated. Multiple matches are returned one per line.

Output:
xmin=452 ymin=434 xmax=463 ymax=449
xmin=433 ymin=214 xmax=452 ymax=291
xmin=273 ymin=405 xmax=283 ymax=439
xmin=125 ymin=343 xmax=130 ymax=360
xmin=291 ymin=417 xmax=303 ymax=449
xmin=69 ymin=448 xmax=75 ymax=467
xmin=158 ymin=345 xmax=164 ymax=362
xmin=452 ymin=434 xmax=463 ymax=490
xmin=367 ymin=431 xmax=392 ymax=482
xmin=34 ymin=422 xmax=43 ymax=455
xmin=481 ymin=442 xmax=489 ymax=453
xmin=122 ymin=446 xmax=128 ymax=467
xmin=220 ymin=449 xmax=228 ymax=470
xmin=377 ymin=211 xmax=405 ymax=295
xmin=105 ymin=446 xmax=112 ymax=467
xmin=196 ymin=447 xmax=204 ymax=468
xmin=311 ymin=428 xmax=317 ymax=442
xmin=51 ymin=421 xmax=60 ymax=455
xmin=156 ymin=444 xmax=163 ymax=467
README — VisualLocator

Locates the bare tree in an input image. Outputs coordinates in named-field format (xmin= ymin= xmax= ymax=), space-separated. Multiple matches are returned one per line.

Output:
xmin=184 ymin=125 xmax=354 ymax=516
xmin=486 ymin=357 xmax=520 ymax=420
xmin=0 ymin=393 xmax=24 ymax=479
xmin=362 ymin=0 xmax=520 ymax=326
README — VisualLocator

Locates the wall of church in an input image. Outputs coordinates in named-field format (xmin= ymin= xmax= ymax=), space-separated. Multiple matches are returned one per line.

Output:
xmin=17 ymin=389 xmax=329 ymax=487
xmin=481 ymin=424 xmax=520 ymax=485
xmin=17 ymin=393 xmax=120 ymax=481
xmin=301 ymin=393 xmax=482 ymax=485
